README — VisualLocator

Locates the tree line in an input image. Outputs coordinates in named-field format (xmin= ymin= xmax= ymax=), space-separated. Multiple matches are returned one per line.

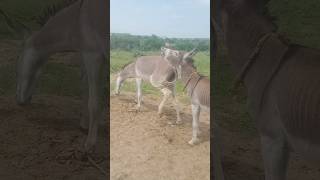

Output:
xmin=110 ymin=33 xmax=210 ymax=52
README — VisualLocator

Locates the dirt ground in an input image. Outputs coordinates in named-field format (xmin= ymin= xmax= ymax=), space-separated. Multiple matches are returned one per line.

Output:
xmin=110 ymin=93 xmax=210 ymax=180
xmin=0 ymin=96 xmax=108 ymax=180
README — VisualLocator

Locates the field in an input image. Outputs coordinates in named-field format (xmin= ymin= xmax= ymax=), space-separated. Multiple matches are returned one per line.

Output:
xmin=109 ymin=50 xmax=211 ymax=180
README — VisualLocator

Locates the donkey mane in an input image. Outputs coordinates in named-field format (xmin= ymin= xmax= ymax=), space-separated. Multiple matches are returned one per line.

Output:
xmin=184 ymin=58 xmax=197 ymax=69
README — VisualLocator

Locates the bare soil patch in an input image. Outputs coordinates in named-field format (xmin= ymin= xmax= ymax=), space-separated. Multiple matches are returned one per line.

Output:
xmin=110 ymin=93 xmax=210 ymax=180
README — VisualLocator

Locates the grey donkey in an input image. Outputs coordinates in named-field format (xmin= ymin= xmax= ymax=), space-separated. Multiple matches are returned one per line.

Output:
xmin=213 ymin=0 xmax=320 ymax=179
xmin=16 ymin=0 xmax=107 ymax=152
xmin=114 ymin=52 xmax=182 ymax=124
xmin=161 ymin=47 xmax=210 ymax=145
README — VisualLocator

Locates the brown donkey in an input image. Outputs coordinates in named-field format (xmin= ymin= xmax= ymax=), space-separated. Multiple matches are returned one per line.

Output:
xmin=213 ymin=0 xmax=320 ymax=179
xmin=16 ymin=0 xmax=107 ymax=152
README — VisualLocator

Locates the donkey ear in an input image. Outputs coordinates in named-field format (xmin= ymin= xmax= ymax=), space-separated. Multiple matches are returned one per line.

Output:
xmin=183 ymin=48 xmax=197 ymax=60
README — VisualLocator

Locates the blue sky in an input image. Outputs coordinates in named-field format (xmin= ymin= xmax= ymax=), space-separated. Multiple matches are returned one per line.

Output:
xmin=111 ymin=0 xmax=210 ymax=38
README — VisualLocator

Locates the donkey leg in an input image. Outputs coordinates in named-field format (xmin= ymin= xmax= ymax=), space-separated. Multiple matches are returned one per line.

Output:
xmin=171 ymin=88 xmax=182 ymax=124
xmin=261 ymin=135 xmax=289 ymax=180
xmin=114 ymin=75 xmax=122 ymax=95
xmin=82 ymin=52 xmax=106 ymax=152
xmin=135 ymin=78 xmax=142 ymax=109
xmin=189 ymin=104 xmax=201 ymax=145
xmin=158 ymin=88 xmax=171 ymax=117
xmin=80 ymin=60 xmax=89 ymax=130
xmin=16 ymin=48 xmax=46 ymax=105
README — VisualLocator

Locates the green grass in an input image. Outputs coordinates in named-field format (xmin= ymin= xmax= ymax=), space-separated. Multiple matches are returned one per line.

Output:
xmin=110 ymin=50 xmax=210 ymax=102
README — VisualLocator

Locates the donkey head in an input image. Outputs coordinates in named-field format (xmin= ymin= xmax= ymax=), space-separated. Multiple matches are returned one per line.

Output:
xmin=160 ymin=47 xmax=181 ymax=59
xmin=161 ymin=48 xmax=197 ymax=79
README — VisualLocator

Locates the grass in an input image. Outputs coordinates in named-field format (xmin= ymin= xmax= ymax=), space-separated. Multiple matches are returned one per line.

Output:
xmin=110 ymin=50 xmax=210 ymax=103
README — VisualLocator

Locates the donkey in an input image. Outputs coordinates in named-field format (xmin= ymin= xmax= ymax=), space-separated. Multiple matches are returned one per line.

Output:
xmin=213 ymin=0 xmax=320 ymax=179
xmin=115 ymin=51 xmax=182 ymax=124
xmin=161 ymin=47 xmax=210 ymax=145
xmin=16 ymin=0 xmax=107 ymax=152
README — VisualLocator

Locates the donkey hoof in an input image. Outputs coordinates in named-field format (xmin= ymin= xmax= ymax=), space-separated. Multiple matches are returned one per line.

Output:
xmin=188 ymin=138 xmax=200 ymax=145
xmin=175 ymin=120 xmax=183 ymax=125
xmin=84 ymin=140 xmax=95 ymax=153
xmin=80 ymin=121 xmax=89 ymax=131
xmin=168 ymin=120 xmax=182 ymax=126
xmin=128 ymin=106 xmax=140 ymax=112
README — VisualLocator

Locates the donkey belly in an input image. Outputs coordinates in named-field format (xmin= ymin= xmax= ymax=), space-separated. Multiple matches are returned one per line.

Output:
xmin=192 ymin=79 xmax=210 ymax=111
xmin=135 ymin=57 xmax=157 ymax=81
xmin=269 ymin=50 xmax=320 ymax=163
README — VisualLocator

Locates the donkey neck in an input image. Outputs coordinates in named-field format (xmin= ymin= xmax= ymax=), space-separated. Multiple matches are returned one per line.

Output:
xmin=222 ymin=6 xmax=275 ymax=75
xmin=181 ymin=64 xmax=197 ymax=84
xmin=180 ymin=63 xmax=201 ymax=96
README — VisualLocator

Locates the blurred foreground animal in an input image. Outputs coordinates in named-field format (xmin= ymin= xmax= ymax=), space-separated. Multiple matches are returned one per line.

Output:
xmin=16 ymin=0 xmax=108 ymax=152
xmin=212 ymin=0 xmax=320 ymax=179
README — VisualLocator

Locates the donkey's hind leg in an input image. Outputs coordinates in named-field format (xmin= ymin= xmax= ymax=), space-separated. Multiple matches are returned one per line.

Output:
xmin=82 ymin=52 xmax=106 ymax=152
xmin=261 ymin=135 xmax=289 ymax=180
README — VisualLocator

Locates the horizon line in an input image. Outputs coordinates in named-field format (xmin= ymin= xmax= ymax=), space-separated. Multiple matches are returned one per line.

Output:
xmin=110 ymin=32 xmax=210 ymax=39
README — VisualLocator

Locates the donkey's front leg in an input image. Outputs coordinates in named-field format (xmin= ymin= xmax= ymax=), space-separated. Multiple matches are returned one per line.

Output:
xmin=261 ymin=135 xmax=289 ymax=180
xmin=80 ymin=60 xmax=89 ymax=130
xmin=135 ymin=78 xmax=142 ymax=109
xmin=171 ymin=87 xmax=182 ymax=124
xmin=16 ymin=47 xmax=46 ymax=105
xmin=189 ymin=104 xmax=200 ymax=145
xmin=82 ymin=52 xmax=106 ymax=152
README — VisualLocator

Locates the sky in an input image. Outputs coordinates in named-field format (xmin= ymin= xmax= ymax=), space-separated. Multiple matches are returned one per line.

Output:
xmin=111 ymin=0 xmax=210 ymax=38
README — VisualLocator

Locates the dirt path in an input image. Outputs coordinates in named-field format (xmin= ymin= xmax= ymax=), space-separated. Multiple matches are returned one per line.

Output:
xmin=110 ymin=93 xmax=210 ymax=180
